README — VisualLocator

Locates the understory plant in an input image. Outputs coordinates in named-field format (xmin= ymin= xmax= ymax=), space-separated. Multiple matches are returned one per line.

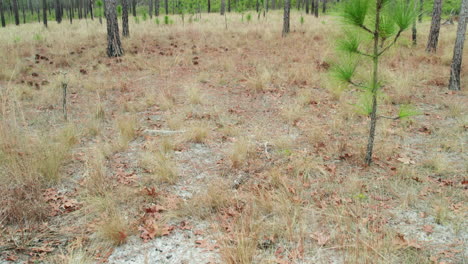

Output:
xmin=332 ymin=0 xmax=418 ymax=165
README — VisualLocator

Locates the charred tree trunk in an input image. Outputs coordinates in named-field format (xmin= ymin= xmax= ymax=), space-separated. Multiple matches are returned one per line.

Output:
xmin=105 ymin=0 xmax=123 ymax=57
xmin=282 ymin=0 xmax=289 ymax=36
xmin=426 ymin=0 xmax=442 ymax=53
xmin=0 ymin=0 xmax=5 ymax=27
xmin=12 ymin=0 xmax=19 ymax=25
xmin=43 ymin=0 xmax=47 ymax=27
xmin=448 ymin=0 xmax=467 ymax=91
xmin=122 ymin=0 xmax=129 ymax=37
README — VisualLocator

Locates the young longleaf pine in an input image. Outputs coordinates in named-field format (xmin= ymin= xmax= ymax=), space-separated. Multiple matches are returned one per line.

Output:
xmin=332 ymin=0 xmax=418 ymax=165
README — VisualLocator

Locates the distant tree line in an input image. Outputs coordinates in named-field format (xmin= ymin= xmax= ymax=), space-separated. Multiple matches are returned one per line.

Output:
xmin=0 ymin=0 xmax=340 ymax=27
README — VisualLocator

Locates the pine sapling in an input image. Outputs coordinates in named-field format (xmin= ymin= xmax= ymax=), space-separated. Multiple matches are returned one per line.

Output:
xmin=331 ymin=0 xmax=418 ymax=165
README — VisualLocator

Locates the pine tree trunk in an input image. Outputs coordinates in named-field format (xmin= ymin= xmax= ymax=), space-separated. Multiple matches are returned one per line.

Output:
xmin=132 ymin=0 xmax=136 ymax=16
xmin=448 ymin=0 xmax=467 ymax=91
xmin=105 ymin=0 xmax=123 ymax=57
xmin=0 ymin=0 xmax=5 ymax=27
xmin=89 ymin=0 xmax=94 ymax=20
xmin=426 ymin=0 xmax=442 ymax=53
xmin=322 ymin=0 xmax=326 ymax=13
xmin=165 ymin=0 xmax=168 ymax=14
xmin=282 ymin=0 xmax=289 ymax=36
xmin=149 ymin=0 xmax=153 ymax=18
xmin=305 ymin=0 xmax=309 ymax=14
xmin=419 ymin=0 xmax=423 ymax=22
xmin=55 ymin=0 xmax=62 ymax=23
xmin=155 ymin=0 xmax=159 ymax=16
xmin=122 ymin=0 xmax=129 ymax=37
xmin=43 ymin=0 xmax=48 ymax=27
xmin=365 ymin=0 xmax=383 ymax=165
xmin=220 ymin=0 xmax=225 ymax=15
xmin=12 ymin=0 xmax=19 ymax=25
xmin=314 ymin=0 xmax=318 ymax=17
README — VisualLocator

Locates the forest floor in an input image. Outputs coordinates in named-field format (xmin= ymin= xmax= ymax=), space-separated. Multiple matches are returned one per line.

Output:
xmin=0 ymin=11 xmax=466 ymax=264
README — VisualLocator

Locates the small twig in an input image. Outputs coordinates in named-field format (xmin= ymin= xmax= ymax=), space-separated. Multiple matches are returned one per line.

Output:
xmin=359 ymin=24 xmax=374 ymax=34
xmin=377 ymin=115 xmax=399 ymax=120
xmin=378 ymin=30 xmax=402 ymax=56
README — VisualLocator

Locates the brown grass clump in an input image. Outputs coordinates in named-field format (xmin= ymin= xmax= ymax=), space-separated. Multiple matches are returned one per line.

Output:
xmin=140 ymin=151 xmax=178 ymax=184
xmin=185 ymin=123 xmax=209 ymax=143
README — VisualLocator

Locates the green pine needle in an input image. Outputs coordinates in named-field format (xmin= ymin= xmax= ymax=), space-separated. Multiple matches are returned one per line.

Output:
xmin=341 ymin=0 xmax=371 ymax=28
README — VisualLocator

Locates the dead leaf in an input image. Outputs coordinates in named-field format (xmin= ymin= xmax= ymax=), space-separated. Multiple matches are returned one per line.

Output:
xmin=311 ymin=231 xmax=330 ymax=246
xmin=397 ymin=156 xmax=415 ymax=165
xmin=422 ymin=225 xmax=434 ymax=234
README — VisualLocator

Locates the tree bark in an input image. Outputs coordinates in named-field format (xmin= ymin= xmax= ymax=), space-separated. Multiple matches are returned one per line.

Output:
xmin=448 ymin=0 xmax=467 ymax=91
xmin=12 ymin=0 xmax=19 ymax=25
xmin=207 ymin=0 xmax=210 ymax=13
xmin=426 ymin=0 xmax=442 ymax=53
xmin=43 ymin=0 xmax=48 ymax=27
xmin=122 ymin=0 xmax=129 ymax=37
xmin=305 ymin=0 xmax=309 ymax=14
xmin=165 ymin=0 xmax=168 ymax=14
xmin=0 ymin=0 xmax=6 ymax=27
xmin=282 ymin=0 xmax=289 ymax=36
xmin=322 ymin=0 xmax=326 ymax=13
xmin=105 ymin=0 xmax=123 ymax=57
xmin=132 ymin=0 xmax=136 ymax=16
xmin=220 ymin=0 xmax=225 ymax=15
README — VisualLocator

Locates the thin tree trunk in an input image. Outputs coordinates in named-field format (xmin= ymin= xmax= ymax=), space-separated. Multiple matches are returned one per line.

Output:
xmin=322 ymin=0 xmax=326 ymax=13
xmin=207 ymin=0 xmax=210 ymax=12
xmin=365 ymin=0 xmax=383 ymax=165
xmin=282 ymin=0 xmax=289 ymax=36
xmin=89 ymin=0 xmax=94 ymax=20
xmin=220 ymin=0 xmax=225 ymax=15
xmin=448 ymin=0 xmax=467 ymax=91
xmin=0 ymin=0 xmax=5 ymax=27
xmin=132 ymin=0 xmax=136 ymax=16
xmin=305 ymin=0 xmax=309 ymax=14
xmin=122 ymin=0 xmax=129 ymax=37
xmin=149 ymin=0 xmax=153 ymax=18
xmin=419 ymin=0 xmax=423 ymax=22
xmin=105 ymin=0 xmax=123 ymax=57
xmin=12 ymin=0 xmax=19 ymax=25
xmin=43 ymin=0 xmax=47 ymax=27
xmin=314 ymin=0 xmax=318 ymax=17
xmin=412 ymin=0 xmax=417 ymax=45
xmin=55 ymin=0 xmax=62 ymax=23
xmin=165 ymin=0 xmax=168 ymax=14
xmin=155 ymin=0 xmax=159 ymax=16
xmin=426 ymin=0 xmax=442 ymax=53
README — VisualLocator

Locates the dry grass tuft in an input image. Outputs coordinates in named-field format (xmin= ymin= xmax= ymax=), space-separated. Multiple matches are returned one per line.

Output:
xmin=97 ymin=214 xmax=129 ymax=246
xmin=140 ymin=151 xmax=178 ymax=184
xmin=116 ymin=115 xmax=138 ymax=147
xmin=228 ymin=137 xmax=252 ymax=168
xmin=185 ymin=123 xmax=209 ymax=143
